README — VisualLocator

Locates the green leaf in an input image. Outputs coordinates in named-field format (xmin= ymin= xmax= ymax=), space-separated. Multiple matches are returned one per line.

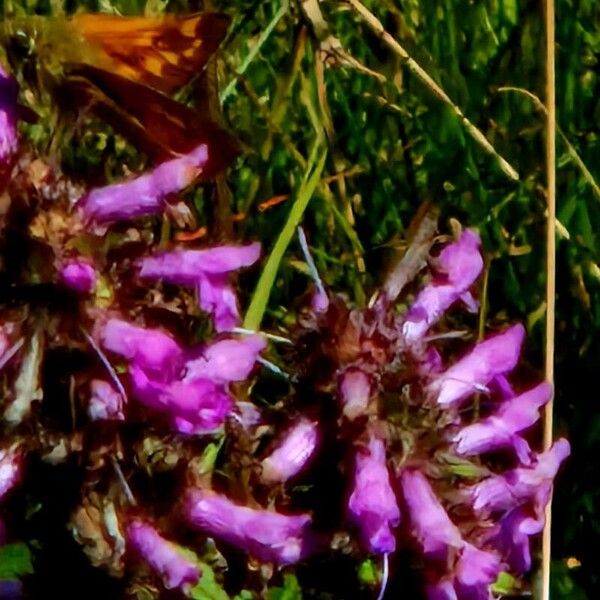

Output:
xmin=0 ymin=543 xmax=34 ymax=580
xmin=244 ymin=145 xmax=327 ymax=330
xmin=188 ymin=560 xmax=229 ymax=600
xmin=266 ymin=574 xmax=302 ymax=600
xmin=491 ymin=571 xmax=519 ymax=595
xmin=357 ymin=558 xmax=379 ymax=586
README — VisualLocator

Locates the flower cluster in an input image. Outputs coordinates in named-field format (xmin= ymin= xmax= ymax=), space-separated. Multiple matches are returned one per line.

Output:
xmin=289 ymin=228 xmax=569 ymax=598
xmin=0 ymin=57 xmax=569 ymax=600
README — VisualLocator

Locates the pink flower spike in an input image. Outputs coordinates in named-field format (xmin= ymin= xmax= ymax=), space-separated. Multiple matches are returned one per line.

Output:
xmin=183 ymin=489 xmax=317 ymax=565
xmin=338 ymin=368 xmax=372 ymax=420
xmin=99 ymin=318 xmax=183 ymax=378
xmin=260 ymin=419 xmax=319 ymax=484
xmin=453 ymin=381 xmax=552 ymax=463
xmin=127 ymin=521 xmax=200 ymax=590
xmin=403 ymin=230 xmax=483 ymax=343
xmin=88 ymin=379 xmax=124 ymax=421
xmin=429 ymin=324 xmax=525 ymax=409
xmin=184 ymin=335 xmax=266 ymax=383
xmin=399 ymin=469 xmax=462 ymax=561
xmin=454 ymin=543 xmax=501 ymax=600
xmin=348 ymin=437 xmax=400 ymax=554
xmin=78 ymin=144 xmax=208 ymax=225
xmin=59 ymin=259 xmax=97 ymax=294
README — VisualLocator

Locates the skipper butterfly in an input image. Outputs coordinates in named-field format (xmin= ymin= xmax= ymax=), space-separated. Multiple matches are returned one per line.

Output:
xmin=1 ymin=12 xmax=238 ymax=173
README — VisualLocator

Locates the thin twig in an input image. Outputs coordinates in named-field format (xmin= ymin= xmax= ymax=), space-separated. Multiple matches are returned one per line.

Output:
xmin=498 ymin=86 xmax=600 ymax=201
xmin=542 ymin=0 xmax=556 ymax=597
xmin=345 ymin=0 xmax=519 ymax=182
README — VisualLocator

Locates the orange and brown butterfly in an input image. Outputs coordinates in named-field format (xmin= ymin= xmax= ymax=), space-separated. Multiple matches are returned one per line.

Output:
xmin=1 ymin=11 xmax=238 ymax=174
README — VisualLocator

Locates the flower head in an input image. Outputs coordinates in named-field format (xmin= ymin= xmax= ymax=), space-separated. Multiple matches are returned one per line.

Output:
xmin=429 ymin=324 xmax=525 ymax=408
xmin=139 ymin=243 xmax=261 ymax=331
xmin=129 ymin=364 xmax=232 ymax=432
xmin=348 ymin=437 xmax=400 ymax=554
xmin=260 ymin=419 xmax=319 ymax=484
xmin=59 ymin=259 xmax=97 ymax=294
xmin=184 ymin=335 xmax=266 ymax=383
xmin=99 ymin=318 xmax=183 ymax=378
xmin=453 ymin=382 xmax=552 ymax=463
xmin=127 ymin=520 xmax=200 ymax=590
xmin=183 ymin=489 xmax=317 ymax=565
xmin=400 ymin=469 xmax=462 ymax=561
xmin=469 ymin=439 xmax=570 ymax=516
xmin=78 ymin=144 xmax=208 ymax=225
xmin=403 ymin=230 xmax=483 ymax=343
xmin=338 ymin=368 xmax=371 ymax=420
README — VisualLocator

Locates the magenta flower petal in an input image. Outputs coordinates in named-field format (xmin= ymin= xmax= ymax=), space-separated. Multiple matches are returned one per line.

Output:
xmin=400 ymin=469 xmax=462 ymax=560
xmin=127 ymin=521 xmax=200 ymax=590
xmin=338 ymin=369 xmax=371 ymax=420
xmin=348 ymin=437 xmax=400 ymax=554
xmin=454 ymin=543 xmax=501 ymax=600
xmin=183 ymin=489 xmax=316 ymax=565
xmin=0 ymin=446 xmax=22 ymax=502
xmin=453 ymin=382 xmax=552 ymax=462
xmin=139 ymin=243 xmax=260 ymax=331
xmin=197 ymin=274 xmax=239 ymax=331
xmin=139 ymin=243 xmax=261 ymax=285
xmin=470 ymin=438 xmax=570 ymax=515
xmin=78 ymin=144 xmax=208 ymax=224
xmin=429 ymin=324 xmax=525 ymax=408
xmin=129 ymin=365 xmax=232 ymax=431
xmin=403 ymin=230 xmax=483 ymax=342
xmin=0 ymin=65 xmax=19 ymax=191
xmin=59 ymin=259 xmax=97 ymax=294
xmin=184 ymin=335 xmax=266 ymax=383
xmin=260 ymin=419 xmax=319 ymax=484
xmin=100 ymin=318 xmax=183 ymax=377
xmin=88 ymin=379 xmax=124 ymax=421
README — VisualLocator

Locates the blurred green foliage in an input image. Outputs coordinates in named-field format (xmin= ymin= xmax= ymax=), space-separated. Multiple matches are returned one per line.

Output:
xmin=2 ymin=0 xmax=600 ymax=597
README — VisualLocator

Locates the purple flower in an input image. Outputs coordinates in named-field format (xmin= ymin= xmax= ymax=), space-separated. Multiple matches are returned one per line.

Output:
xmin=0 ymin=446 xmax=22 ymax=502
xmin=453 ymin=382 xmax=552 ymax=463
xmin=78 ymin=144 xmax=209 ymax=225
xmin=348 ymin=437 xmax=400 ymax=554
xmin=139 ymin=243 xmax=261 ymax=331
xmin=184 ymin=335 xmax=266 ymax=383
xmin=403 ymin=230 xmax=483 ymax=343
xmin=127 ymin=520 xmax=200 ymax=590
xmin=487 ymin=505 xmax=544 ymax=573
xmin=59 ymin=259 xmax=97 ymax=294
xmin=183 ymin=489 xmax=316 ymax=565
xmin=260 ymin=419 xmax=319 ymax=484
xmin=429 ymin=324 xmax=525 ymax=409
xmin=400 ymin=469 xmax=462 ymax=561
xmin=129 ymin=365 xmax=232 ymax=432
xmin=469 ymin=438 xmax=570 ymax=516
xmin=338 ymin=368 xmax=371 ymax=420
xmin=99 ymin=318 xmax=183 ymax=378
xmin=454 ymin=543 xmax=501 ymax=600
xmin=0 ymin=64 xmax=18 ymax=191
xmin=88 ymin=379 xmax=124 ymax=421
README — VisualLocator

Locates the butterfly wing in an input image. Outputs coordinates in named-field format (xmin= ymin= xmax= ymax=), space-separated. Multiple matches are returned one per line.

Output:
xmin=71 ymin=13 xmax=230 ymax=94
xmin=57 ymin=64 xmax=239 ymax=176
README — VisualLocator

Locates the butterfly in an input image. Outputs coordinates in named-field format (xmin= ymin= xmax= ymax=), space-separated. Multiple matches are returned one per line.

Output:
xmin=2 ymin=12 xmax=238 ymax=174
